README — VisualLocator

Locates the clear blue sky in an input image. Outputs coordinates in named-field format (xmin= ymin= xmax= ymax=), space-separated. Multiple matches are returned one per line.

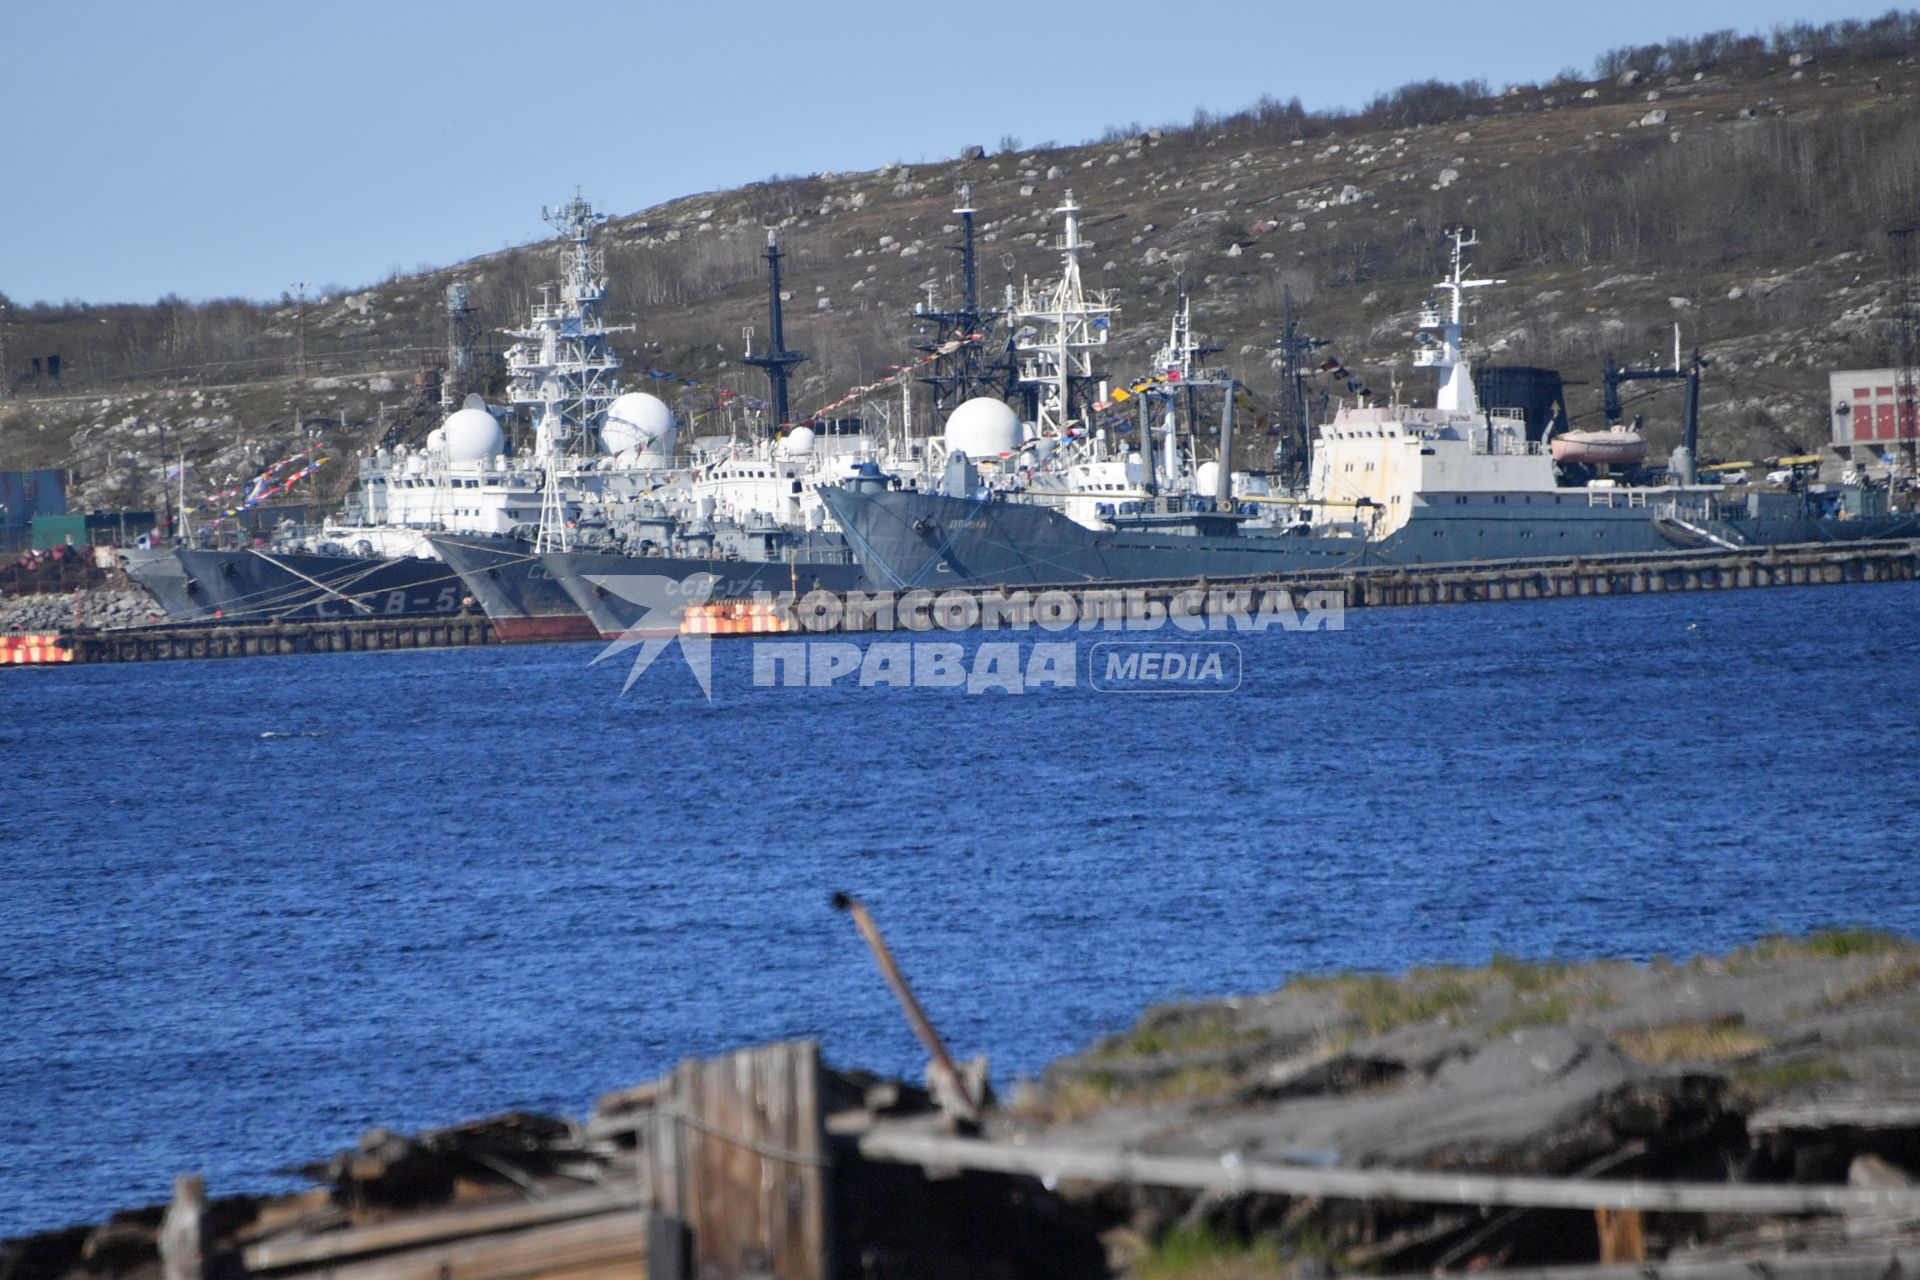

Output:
xmin=2 ymin=0 xmax=1902 ymax=304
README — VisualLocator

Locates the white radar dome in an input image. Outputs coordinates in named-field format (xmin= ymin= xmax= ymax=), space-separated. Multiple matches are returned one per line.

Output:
xmin=780 ymin=425 xmax=817 ymax=457
xmin=601 ymin=392 xmax=676 ymax=453
xmin=944 ymin=397 xmax=1021 ymax=460
xmin=426 ymin=427 xmax=449 ymax=451
xmin=442 ymin=400 xmax=505 ymax=462
xmin=1196 ymin=460 xmax=1222 ymax=496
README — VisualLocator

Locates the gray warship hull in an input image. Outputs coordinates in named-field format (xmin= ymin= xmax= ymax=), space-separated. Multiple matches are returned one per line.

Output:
xmin=124 ymin=545 xmax=466 ymax=622
xmin=427 ymin=534 xmax=597 ymax=642
xmin=543 ymin=546 xmax=871 ymax=638
xmin=821 ymin=484 xmax=1920 ymax=589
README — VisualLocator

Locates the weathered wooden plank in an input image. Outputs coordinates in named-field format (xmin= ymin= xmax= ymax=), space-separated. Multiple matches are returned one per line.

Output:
xmin=268 ymin=1211 xmax=649 ymax=1280
xmin=793 ymin=1043 xmax=827 ymax=1280
xmin=1749 ymin=1099 xmax=1920 ymax=1134
xmin=857 ymin=1129 xmax=1920 ymax=1217
xmin=158 ymin=1173 xmax=206 ymax=1280
xmin=654 ymin=1041 xmax=826 ymax=1280
xmin=242 ymin=1188 xmax=638 ymax=1271
xmin=1594 ymin=1207 xmax=1646 ymax=1263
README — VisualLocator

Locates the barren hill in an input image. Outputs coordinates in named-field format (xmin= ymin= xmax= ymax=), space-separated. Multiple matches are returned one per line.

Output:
xmin=4 ymin=17 xmax=1919 ymax=511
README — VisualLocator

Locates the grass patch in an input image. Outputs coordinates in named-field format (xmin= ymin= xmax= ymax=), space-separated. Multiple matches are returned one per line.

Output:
xmin=1097 ymin=1008 xmax=1264 ymax=1060
xmin=1490 ymin=953 xmax=1574 ymax=993
xmin=1617 ymin=1015 xmax=1771 ymax=1065
xmin=1734 ymin=928 xmax=1913 ymax=966
xmin=1341 ymin=973 xmax=1479 ymax=1034
xmin=1817 ymin=957 xmax=1920 ymax=1010
xmin=1038 ymin=1074 xmax=1119 ymax=1121
xmin=1493 ymin=993 xmax=1574 ymax=1034
xmin=1036 ymin=1064 xmax=1241 ymax=1122
xmin=1144 ymin=1065 xmax=1240 ymax=1103
xmin=1132 ymin=1224 xmax=1284 ymax=1280
xmin=1733 ymin=1056 xmax=1852 ymax=1093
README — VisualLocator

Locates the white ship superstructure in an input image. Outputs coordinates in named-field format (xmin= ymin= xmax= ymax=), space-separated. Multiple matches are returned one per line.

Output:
xmin=291 ymin=197 xmax=690 ymax=560
xmin=1018 ymin=277 xmax=1229 ymax=529
xmin=1306 ymin=228 xmax=1551 ymax=538
xmin=685 ymin=423 xmax=889 ymax=531
xmin=322 ymin=397 xmax=534 ymax=557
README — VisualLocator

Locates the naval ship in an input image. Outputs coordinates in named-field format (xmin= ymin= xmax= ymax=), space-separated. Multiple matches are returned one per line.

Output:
xmin=822 ymin=230 xmax=1919 ymax=589
xmin=127 ymin=197 xmax=671 ymax=632
xmin=525 ymin=222 xmax=925 ymax=639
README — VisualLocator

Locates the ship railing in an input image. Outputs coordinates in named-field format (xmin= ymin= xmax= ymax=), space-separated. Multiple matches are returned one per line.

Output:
xmin=1474 ymin=436 xmax=1543 ymax=458
xmin=1583 ymin=494 xmax=1725 ymax=520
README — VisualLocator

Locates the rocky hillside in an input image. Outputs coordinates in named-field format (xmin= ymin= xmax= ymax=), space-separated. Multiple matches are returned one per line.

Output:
xmin=4 ymin=18 xmax=1919 ymax=512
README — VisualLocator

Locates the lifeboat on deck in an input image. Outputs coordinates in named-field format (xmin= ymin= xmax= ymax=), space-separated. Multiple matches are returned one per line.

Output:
xmin=1551 ymin=428 xmax=1648 ymax=466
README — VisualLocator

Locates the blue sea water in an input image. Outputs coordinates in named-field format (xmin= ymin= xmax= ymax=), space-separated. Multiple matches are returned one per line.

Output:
xmin=2 ymin=582 xmax=1918 ymax=1237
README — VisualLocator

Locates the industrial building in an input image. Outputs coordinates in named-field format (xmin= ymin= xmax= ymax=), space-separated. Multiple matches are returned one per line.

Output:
xmin=1829 ymin=368 xmax=1918 ymax=474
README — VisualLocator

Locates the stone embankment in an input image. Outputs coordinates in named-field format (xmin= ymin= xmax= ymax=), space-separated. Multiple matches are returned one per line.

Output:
xmin=0 ymin=588 xmax=160 ymax=632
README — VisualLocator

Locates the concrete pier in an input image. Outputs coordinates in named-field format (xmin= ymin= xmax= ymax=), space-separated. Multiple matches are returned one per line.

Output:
xmin=50 ymin=613 xmax=498 ymax=664
xmin=5 ymin=539 xmax=1915 ymax=665
xmin=768 ymin=537 xmax=1920 ymax=635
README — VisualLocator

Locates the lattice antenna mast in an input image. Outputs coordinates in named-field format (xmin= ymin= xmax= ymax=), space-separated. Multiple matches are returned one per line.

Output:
xmin=1274 ymin=286 xmax=1330 ymax=478
xmin=742 ymin=229 xmax=808 ymax=435
xmin=505 ymin=194 xmax=629 ymax=454
xmin=1013 ymin=190 xmax=1114 ymax=436
xmin=441 ymin=282 xmax=482 ymax=408
xmin=501 ymin=193 xmax=631 ymax=554
xmin=915 ymin=184 xmax=999 ymax=421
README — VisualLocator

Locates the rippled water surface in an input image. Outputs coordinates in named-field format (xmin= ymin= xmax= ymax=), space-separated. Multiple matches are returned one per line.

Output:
xmin=4 ymin=582 xmax=1918 ymax=1236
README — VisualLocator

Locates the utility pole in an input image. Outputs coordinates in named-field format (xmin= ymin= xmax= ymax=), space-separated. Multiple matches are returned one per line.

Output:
xmin=1890 ymin=227 xmax=1917 ymax=498
xmin=153 ymin=418 xmax=173 ymax=542
xmin=293 ymin=281 xmax=309 ymax=378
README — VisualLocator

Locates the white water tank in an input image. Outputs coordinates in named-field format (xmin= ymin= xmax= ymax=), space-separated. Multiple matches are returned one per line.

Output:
xmin=443 ymin=395 xmax=505 ymax=462
xmin=601 ymin=392 xmax=676 ymax=454
xmin=945 ymin=397 xmax=1021 ymax=460
xmin=780 ymin=425 xmax=817 ymax=457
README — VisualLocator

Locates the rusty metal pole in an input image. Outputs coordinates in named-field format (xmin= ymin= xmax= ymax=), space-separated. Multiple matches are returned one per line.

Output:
xmin=832 ymin=892 xmax=978 ymax=1123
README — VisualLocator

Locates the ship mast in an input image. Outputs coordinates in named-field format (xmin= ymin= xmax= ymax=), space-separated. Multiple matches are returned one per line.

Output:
xmin=1273 ymin=286 xmax=1329 ymax=484
xmin=503 ymin=194 xmax=630 ymax=553
xmin=914 ymin=184 xmax=997 ymax=423
xmin=1013 ymin=191 xmax=1114 ymax=438
xmin=742 ymin=230 xmax=808 ymax=436
xmin=1414 ymin=227 xmax=1502 ymax=414
xmin=1150 ymin=280 xmax=1234 ymax=500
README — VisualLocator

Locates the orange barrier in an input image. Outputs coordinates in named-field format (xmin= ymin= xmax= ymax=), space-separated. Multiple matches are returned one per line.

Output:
xmin=0 ymin=632 xmax=74 ymax=664
xmin=680 ymin=600 xmax=793 ymax=637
